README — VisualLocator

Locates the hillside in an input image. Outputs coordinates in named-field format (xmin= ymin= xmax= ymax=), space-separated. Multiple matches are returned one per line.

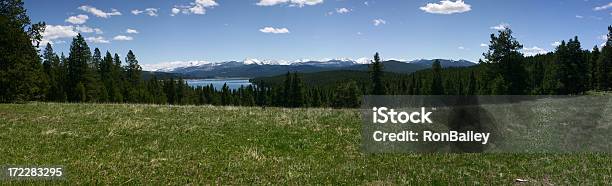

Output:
xmin=0 ymin=103 xmax=610 ymax=184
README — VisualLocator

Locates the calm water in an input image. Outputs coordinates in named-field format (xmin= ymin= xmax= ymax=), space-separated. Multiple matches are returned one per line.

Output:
xmin=186 ymin=79 xmax=253 ymax=90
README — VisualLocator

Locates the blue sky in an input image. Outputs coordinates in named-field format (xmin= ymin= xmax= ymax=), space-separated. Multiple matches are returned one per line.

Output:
xmin=25 ymin=0 xmax=612 ymax=67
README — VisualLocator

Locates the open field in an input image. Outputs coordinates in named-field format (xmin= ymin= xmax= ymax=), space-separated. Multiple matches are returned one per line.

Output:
xmin=1 ymin=103 xmax=611 ymax=184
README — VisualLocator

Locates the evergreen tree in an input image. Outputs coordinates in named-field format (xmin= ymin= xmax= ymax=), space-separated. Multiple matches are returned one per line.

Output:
xmin=42 ymin=43 xmax=61 ymax=101
xmin=290 ymin=72 xmax=305 ymax=107
xmin=483 ymin=28 xmax=527 ymax=94
xmin=560 ymin=37 xmax=587 ymax=94
xmin=125 ymin=50 xmax=141 ymax=86
xmin=90 ymin=48 xmax=106 ymax=102
xmin=467 ymin=71 xmax=477 ymax=95
xmin=332 ymin=81 xmax=361 ymax=108
xmin=282 ymin=72 xmax=292 ymax=107
xmin=370 ymin=52 xmax=386 ymax=95
xmin=111 ymin=53 xmax=124 ymax=102
xmin=124 ymin=50 xmax=142 ymax=102
xmin=221 ymin=83 xmax=230 ymax=105
xmin=430 ymin=60 xmax=444 ymax=95
xmin=589 ymin=46 xmax=600 ymax=90
xmin=0 ymin=0 xmax=46 ymax=102
xmin=66 ymin=34 xmax=91 ymax=102
xmin=597 ymin=26 xmax=612 ymax=90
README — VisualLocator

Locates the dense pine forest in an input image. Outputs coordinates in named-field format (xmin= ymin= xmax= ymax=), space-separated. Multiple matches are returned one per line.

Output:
xmin=1 ymin=1 xmax=612 ymax=108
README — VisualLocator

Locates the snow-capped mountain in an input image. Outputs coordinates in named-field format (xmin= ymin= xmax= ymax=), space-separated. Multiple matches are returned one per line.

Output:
xmin=142 ymin=58 xmax=475 ymax=78
xmin=141 ymin=60 xmax=212 ymax=72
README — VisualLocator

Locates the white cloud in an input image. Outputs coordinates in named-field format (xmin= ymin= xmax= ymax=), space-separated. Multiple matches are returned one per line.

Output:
xmin=85 ymin=36 xmax=110 ymax=44
xmin=600 ymin=34 xmax=609 ymax=47
xmin=458 ymin=46 xmax=466 ymax=50
xmin=172 ymin=0 xmax=218 ymax=15
xmin=594 ymin=2 xmax=612 ymax=11
xmin=551 ymin=41 xmax=561 ymax=47
xmin=336 ymin=8 xmax=351 ymax=14
xmin=113 ymin=35 xmax=134 ymax=41
xmin=132 ymin=8 xmax=158 ymax=16
xmin=373 ymin=18 xmax=386 ymax=26
xmin=131 ymin=10 xmax=143 ymax=15
xmin=522 ymin=46 xmax=548 ymax=56
xmin=75 ymin=25 xmax=103 ymax=34
xmin=171 ymin=8 xmax=181 ymax=16
xmin=420 ymin=0 xmax=471 ymax=14
xmin=42 ymin=25 xmax=78 ymax=40
xmin=575 ymin=15 xmax=584 ymax=19
xmin=480 ymin=43 xmax=488 ymax=47
xmin=259 ymin=27 xmax=290 ymax=34
xmin=40 ymin=25 xmax=79 ymax=47
xmin=126 ymin=29 xmax=139 ymax=34
xmin=78 ymin=5 xmax=122 ymax=18
xmin=65 ymin=14 xmax=88 ymax=24
xmin=256 ymin=0 xmax=324 ymax=7
xmin=490 ymin=23 xmax=510 ymax=30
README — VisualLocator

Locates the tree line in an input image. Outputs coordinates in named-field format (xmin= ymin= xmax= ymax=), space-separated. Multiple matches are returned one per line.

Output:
xmin=1 ymin=0 xmax=611 ymax=108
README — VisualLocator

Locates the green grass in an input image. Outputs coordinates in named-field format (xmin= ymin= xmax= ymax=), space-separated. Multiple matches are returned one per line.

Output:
xmin=0 ymin=103 xmax=611 ymax=184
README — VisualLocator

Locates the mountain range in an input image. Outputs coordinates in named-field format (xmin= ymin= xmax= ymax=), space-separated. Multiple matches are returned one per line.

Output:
xmin=142 ymin=59 xmax=476 ymax=78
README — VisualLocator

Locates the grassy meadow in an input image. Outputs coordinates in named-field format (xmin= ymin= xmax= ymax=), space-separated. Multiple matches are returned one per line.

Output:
xmin=0 ymin=102 xmax=611 ymax=184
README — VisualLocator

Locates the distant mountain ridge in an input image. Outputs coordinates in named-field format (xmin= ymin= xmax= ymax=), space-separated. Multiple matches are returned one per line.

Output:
xmin=143 ymin=58 xmax=476 ymax=78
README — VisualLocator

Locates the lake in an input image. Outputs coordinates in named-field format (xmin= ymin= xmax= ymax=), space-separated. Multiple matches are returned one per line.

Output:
xmin=186 ymin=79 xmax=253 ymax=90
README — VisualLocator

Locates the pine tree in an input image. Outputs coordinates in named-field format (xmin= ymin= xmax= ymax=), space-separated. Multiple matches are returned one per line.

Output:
xmin=332 ymin=81 xmax=361 ymax=108
xmin=42 ymin=43 xmax=59 ymax=101
xmin=282 ymin=72 xmax=292 ymax=107
xmin=589 ymin=46 xmax=600 ymax=90
xmin=90 ymin=48 xmax=106 ymax=102
xmin=370 ymin=53 xmax=386 ymax=95
xmin=112 ymin=53 xmax=124 ymax=102
xmin=66 ymin=34 xmax=91 ymax=102
xmin=221 ymin=83 xmax=230 ymax=105
xmin=291 ymin=72 xmax=305 ymax=107
xmin=124 ymin=50 xmax=142 ymax=102
xmin=597 ymin=26 xmax=612 ymax=90
xmin=0 ymin=0 xmax=46 ymax=102
xmin=467 ymin=71 xmax=477 ymax=95
xmin=430 ymin=60 xmax=444 ymax=95
xmin=125 ymin=50 xmax=141 ymax=86
xmin=483 ymin=28 xmax=527 ymax=95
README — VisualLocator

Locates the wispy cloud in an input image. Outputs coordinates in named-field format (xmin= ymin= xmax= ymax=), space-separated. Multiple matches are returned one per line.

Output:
xmin=373 ymin=18 xmax=386 ymax=26
xmin=113 ymin=35 xmax=134 ymax=41
xmin=522 ymin=46 xmax=548 ymax=56
xmin=65 ymin=14 xmax=88 ymax=24
xmin=336 ymin=8 xmax=351 ymax=14
xmin=256 ymin=0 xmax=324 ymax=7
xmin=126 ymin=29 xmax=139 ymax=34
xmin=490 ymin=23 xmax=510 ymax=30
xmin=78 ymin=5 xmax=121 ymax=18
xmin=594 ymin=2 xmax=612 ymax=11
xmin=132 ymin=8 xmax=158 ymax=16
xmin=86 ymin=36 xmax=110 ymax=43
xmin=75 ymin=25 xmax=103 ymax=34
xmin=259 ymin=27 xmax=290 ymax=34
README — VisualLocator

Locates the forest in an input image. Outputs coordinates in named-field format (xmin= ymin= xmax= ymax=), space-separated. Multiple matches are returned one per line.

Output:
xmin=1 ymin=1 xmax=612 ymax=108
